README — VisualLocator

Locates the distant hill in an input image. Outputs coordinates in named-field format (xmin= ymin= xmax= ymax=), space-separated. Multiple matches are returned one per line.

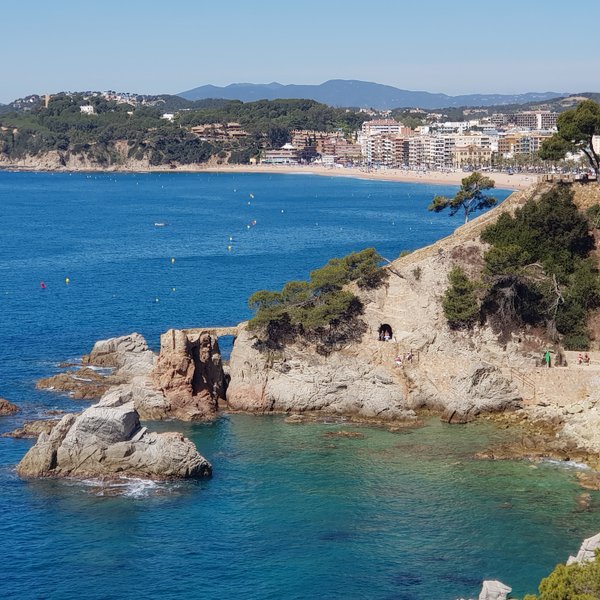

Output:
xmin=179 ymin=79 xmax=567 ymax=110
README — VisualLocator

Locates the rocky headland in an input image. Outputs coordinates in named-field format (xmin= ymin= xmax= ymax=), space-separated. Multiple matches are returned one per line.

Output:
xmin=29 ymin=182 xmax=600 ymax=483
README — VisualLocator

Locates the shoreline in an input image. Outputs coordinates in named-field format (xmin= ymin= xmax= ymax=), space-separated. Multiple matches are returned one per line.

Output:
xmin=0 ymin=161 xmax=536 ymax=190
xmin=199 ymin=164 xmax=535 ymax=191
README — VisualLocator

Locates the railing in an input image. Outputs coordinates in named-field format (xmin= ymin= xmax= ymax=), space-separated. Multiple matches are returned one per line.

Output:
xmin=506 ymin=366 xmax=536 ymax=401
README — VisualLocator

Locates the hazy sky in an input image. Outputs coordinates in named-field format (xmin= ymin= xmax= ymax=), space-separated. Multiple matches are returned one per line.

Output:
xmin=2 ymin=0 xmax=599 ymax=103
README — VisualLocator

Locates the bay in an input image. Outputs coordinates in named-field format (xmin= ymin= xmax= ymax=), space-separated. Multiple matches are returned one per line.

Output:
xmin=0 ymin=171 xmax=596 ymax=599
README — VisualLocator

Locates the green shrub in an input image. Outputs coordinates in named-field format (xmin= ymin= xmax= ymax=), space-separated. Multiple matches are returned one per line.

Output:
xmin=523 ymin=550 xmax=600 ymax=599
xmin=442 ymin=267 xmax=479 ymax=329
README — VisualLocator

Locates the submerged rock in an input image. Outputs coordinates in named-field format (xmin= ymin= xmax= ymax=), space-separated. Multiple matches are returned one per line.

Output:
xmin=16 ymin=394 xmax=211 ymax=480
xmin=0 ymin=397 xmax=19 ymax=416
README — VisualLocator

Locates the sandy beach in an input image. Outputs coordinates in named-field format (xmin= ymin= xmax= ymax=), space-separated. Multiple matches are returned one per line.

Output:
xmin=198 ymin=164 xmax=536 ymax=191
xmin=0 ymin=157 xmax=537 ymax=191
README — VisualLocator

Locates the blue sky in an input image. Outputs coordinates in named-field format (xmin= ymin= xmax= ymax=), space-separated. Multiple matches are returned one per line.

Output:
xmin=1 ymin=0 xmax=599 ymax=103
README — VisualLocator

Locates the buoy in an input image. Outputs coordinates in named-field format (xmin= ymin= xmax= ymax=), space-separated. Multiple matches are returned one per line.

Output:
xmin=155 ymin=298 xmax=160 ymax=302
xmin=247 ymin=225 xmax=250 ymax=229
xmin=229 ymin=236 xmax=233 ymax=241
xmin=247 ymin=201 xmax=251 ymax=206
xmin=170 ymin=257 xmax=175 ymax=264
xmin=40 ymin=282 xmax=46 ymax=289
xmin=171 ymin=287 xmax=176 ymax=292
xmin=65 ymin=277 xmax=70 ymax=285
xmin=281 ymin=209 xmax=284 ymax=213
xmin=228 ymin=245 xmax=232 ymax=251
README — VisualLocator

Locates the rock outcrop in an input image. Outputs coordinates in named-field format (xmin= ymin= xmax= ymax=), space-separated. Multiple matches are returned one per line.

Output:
xmin=82 ymin=332 xmax=155 ymax=376
xmin=151 ymin=329 xmax=227 ymax=421
xmin=16 ymin=393 xmax=211 ymax=480
xmin=36 ymin=367 xmax=114 ymax=400
xmin=441 ymin=364 xmax=521 ymax=424
xmin=478 ymin=580 xmax=511 ymax=600
xmin=36 ymin=331 xmax=228 ymax=422
xmin=226 ymin=190 xmax=538 ymax=423
xmin=2 ymin=419 xmax=59 ymax=439
xmin=227 ymin=325 xmax=416 ymax=421
xmin=567 ymin=531 xmax=600 ymax=565
xmin=0 ymin=397 xmax=19 ymax=416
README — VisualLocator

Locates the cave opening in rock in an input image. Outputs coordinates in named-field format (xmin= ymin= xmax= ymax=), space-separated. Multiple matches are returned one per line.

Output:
xmin=378 ymin=323 xmax=393 ymax=341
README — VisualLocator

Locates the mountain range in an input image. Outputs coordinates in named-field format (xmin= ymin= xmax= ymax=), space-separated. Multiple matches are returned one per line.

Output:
xmin=179 ymin=79 xmax=566 ymax=110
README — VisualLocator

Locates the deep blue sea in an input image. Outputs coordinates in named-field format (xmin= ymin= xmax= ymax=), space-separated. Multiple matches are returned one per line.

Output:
xmin=0 ymin=171 xmax=598 ymax=600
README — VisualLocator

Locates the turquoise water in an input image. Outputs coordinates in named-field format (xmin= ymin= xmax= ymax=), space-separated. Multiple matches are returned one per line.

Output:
xmin=0 ymin=172 xmax=597 ymax=599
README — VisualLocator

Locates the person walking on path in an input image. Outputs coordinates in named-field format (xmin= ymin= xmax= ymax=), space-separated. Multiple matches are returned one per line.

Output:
xmin=544 ymin=349 xmax=551 ymax=368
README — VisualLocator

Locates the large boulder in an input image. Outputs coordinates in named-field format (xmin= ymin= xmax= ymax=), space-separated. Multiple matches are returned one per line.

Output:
xmin=0 ymin=397 xmax=19 ymax=416
xmin=82 ymin=332 xmax=155 ymax=376
xmin=152 ymin=329 xmax=226 ymax=421
xmin=441 ymin=364 xmax=522 ymax=424
xmin=17 ymin=394 xmax=211 ymax=480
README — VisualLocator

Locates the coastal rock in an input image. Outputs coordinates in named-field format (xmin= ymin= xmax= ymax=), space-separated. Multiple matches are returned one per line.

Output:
xmin=2 ymin=419 xmax=59 ymax=439
xmin=478 ymin=580 xmax=511 ymax=600
xmin=227 ymin=325 xmax=416 ymax=421
xmin=97 ymin=381 xmax=171 ymax=421
xmin=225 ymin=189 xmax=550 ymax=423
xmin=441 ymin=365 xmax=522 ymax=424
xmin=38 ymin=333 xmax=156 ymax=403
xmin=16 ymin=394 xmax=211 ymax=480
xmin=567 ymin=531 xmax=600 ymax=565
xmin=82 ymin=332 xmax=155 ymax=376
xmin=151 ymin=329 xmax=226 ymax=421
xmin=0 ymin=397 xmax=19 ymax=416
xmin=36 ymin=367 xmax=113 ymax=400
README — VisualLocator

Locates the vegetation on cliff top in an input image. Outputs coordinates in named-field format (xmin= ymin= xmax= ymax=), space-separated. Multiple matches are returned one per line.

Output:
xmin=0 ymin=94 xmax=367 ymax=166
xmin=247 ymin=248 xmax=387 ymax=353
xmin=523 ymin=551 xmax=600 ymax=600
xmin=442 ymin=185 xmax=600 ymax=349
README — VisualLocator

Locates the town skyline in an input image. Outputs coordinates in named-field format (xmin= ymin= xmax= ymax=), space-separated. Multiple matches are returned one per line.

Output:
xmin=2 ymin=0 xmax=599 ymax=104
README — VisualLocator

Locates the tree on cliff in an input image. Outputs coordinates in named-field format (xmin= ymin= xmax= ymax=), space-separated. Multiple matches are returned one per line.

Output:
xmin=248 ymin=248 xmax=387 ymax=351
xmin=539 ymin=99 xmax=600 ymax=181
xmin=442 ymin=267 xmax=480 ymax=329
xmin=428 ymin=172 xmax=497 ymax=224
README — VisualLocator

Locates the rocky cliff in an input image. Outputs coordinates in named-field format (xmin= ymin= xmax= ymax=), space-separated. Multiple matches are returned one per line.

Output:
xmin=226 ymin=182 xmax=600 ymax=464
xmin=227 ymin=187 xmax=543 ymax=423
